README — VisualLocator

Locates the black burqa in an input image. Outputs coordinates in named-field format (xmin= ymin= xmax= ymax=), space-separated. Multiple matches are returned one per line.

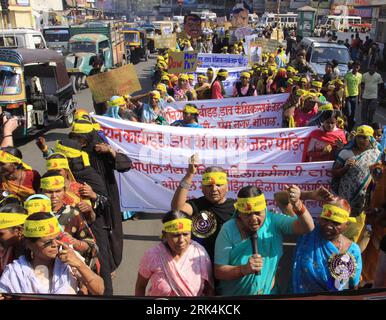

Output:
xmin=60 ymin=138 xmax=115 ymax=295
xmin=69 ymin=130 xmax=132 ymax=271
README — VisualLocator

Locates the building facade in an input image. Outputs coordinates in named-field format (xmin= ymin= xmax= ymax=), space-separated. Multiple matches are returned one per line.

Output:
xmin=0 ymin=0 xmax=34 ymax=28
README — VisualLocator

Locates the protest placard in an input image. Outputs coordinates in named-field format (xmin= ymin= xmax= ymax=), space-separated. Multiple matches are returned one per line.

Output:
xmin=168 ymin=51 xmax=198 ymax=74
xmin=164 ymin=93 xmax=287 ymax=129
xmin=86 ymin=64 xmax=141 ymax=103
xmin=154 ymin=34 xmax=177 ymax=49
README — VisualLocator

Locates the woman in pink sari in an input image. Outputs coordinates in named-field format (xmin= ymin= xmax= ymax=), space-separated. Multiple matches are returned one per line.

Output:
xmin=135 ymin=210 xmax=214 ymax=297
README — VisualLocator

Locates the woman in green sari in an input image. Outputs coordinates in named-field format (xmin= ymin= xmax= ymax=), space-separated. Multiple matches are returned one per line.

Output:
xmin=214 ymin=185 xmax=315 ymax=296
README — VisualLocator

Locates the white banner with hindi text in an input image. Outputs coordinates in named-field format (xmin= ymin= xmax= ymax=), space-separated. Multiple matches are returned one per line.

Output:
xmin=94 ymin=117 xmax=330 ymax=215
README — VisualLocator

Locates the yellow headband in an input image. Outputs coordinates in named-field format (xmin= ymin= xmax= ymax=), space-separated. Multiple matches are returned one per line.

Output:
xmin=234 ymin=194 xmax=267 ymax=214
xmin=109 ymin=96 xmax=126 ymax=107
xmin=287 ymin=78 xmax=294 ymax=85
xmin=24 ymin=216 xmax=61 ymax=238
xmin=74 ymin=111 xmax=90 ymax=121
xmin=40 ymin=176 xmax=65 ymax=191
xmin=218 ymin=71 xmax=228 ymax=78
xmin=179 ymin=74 xmax=188 ymax=81
xmin=150 ymin=90 xmax=161 ymax=100
xmin=356 ymin=125 xmax=374 ymax=137
xmin=293 ymin=76 xmax=300 ymax=82
xmin=156 ymin=84 xmax=167 ymax=92
xmin=93 ymin=122 xmax=101 ymax=131
xmin=0 ymin=150 xmax=32 ymax=170
xmin=188 ymin=74 xmax=195 ymax=80
xmin=207 ymin=70 xmax=214 ymax=74
xmin=301 ymin=77 xmax=308 ymax=83
xmin=161 ymin=75 xmax=170 ymax=81
xmin=319 ymin=103 xmax=333 ymax=111
xmin=287 ymin=66 xmax=296 ymax=73
xmin=312 ymin=81 xmax=323 ymax=88
xmin=72 ymin=121 xmax=94 ymax=134
xmin=183 ymin=105 xmax=199 ymax=114
xmin=198 ymin=74 xmax=208 ymax=80
xmin=321 ymin=204 xmax=356 ymax=224
xmin=54 ymin=141 xmax=90 ymax=167
xmin=24 ymin=199 xmax=52 ymax=215
xmin=241 ymin=72 xmax=251 ymax=78
xmin=46 ymin=154 xmax=76 ymax=182
xmin=47 ymin=157 xmax=69 ymax=171
xmin=202 ymin=172 xmax=228 ymax=185
xmin=163 ymin=218 xmax=192 ymax=233
xmin=0 ymin=212 xmax=27 ymax=229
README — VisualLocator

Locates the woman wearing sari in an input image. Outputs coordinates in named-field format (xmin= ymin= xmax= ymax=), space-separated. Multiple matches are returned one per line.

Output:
xmin=0 ymin=203 xmax=28 ymax=276
xmin=292 ymin=198 xmax=362 ymax=293
xmin=46 ymin=152 xmax=94 ymax=217
xmin=0 ymin=147 xmax=40 ymax=201
xmin=0 ymin=212 xmax=104 ymax=295
xmin=303 ymin=110 xmax=347 ymax=162
xmin=214 ymin=185 xmax=315 ymax=296
xmin=332 ymin=125 xmax=381 ymax=217
xmin=135 ymin=210 xmax=213 ymax=297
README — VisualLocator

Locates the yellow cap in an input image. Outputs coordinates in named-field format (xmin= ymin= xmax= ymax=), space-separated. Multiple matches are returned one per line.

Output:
xmin=356 ymin=125 xmax=374 ymax=137
xmin=161 ymin=75 xmax=170 ymax=81
xmin=188 ymin=74 xmax=195 ymax=80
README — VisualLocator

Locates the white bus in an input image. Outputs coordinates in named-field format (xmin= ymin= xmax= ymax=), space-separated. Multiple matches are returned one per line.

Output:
xmin=191 ymin=10 xmax=217 ymax=22
xmin=259 ymin=12 xmax=297 ymax=27
xmin=319 ymin=15 xmax=362 ymax=31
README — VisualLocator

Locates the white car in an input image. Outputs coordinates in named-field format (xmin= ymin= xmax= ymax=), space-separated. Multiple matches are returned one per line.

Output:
xmin=300 ymin=37 xmax=350 ymax=76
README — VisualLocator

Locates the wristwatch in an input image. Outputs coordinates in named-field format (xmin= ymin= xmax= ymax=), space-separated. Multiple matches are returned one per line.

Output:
xmin=179 ymin=180 xmax=191 ymax=190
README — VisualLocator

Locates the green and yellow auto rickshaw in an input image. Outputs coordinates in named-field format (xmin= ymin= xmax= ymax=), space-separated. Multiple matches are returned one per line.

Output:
xmin=122 ymin=27 xmax=149 ymax=64
xmin=0 ymin=48 xmax=75 ymax=138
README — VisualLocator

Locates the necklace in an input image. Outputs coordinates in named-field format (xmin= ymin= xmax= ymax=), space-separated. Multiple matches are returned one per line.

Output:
xmin=328 ymin=235 xmax=356 ymax=290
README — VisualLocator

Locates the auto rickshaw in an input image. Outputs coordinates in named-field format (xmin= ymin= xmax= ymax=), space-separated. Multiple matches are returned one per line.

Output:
xmin=122 ymin=27 xmax=149 ymax=64
xmin=0 ymin=48 xmax=76 ymax=138
xmin=141 ymin=24 xmax=155 ymax=53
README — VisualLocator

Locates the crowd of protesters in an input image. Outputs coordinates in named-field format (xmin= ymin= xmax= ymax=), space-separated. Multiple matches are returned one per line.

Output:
xmin=0 ymin=8 xmax=386 ymax=298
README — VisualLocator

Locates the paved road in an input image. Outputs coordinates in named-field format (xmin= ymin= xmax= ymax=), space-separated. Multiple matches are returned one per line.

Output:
xmin=12 ymin=57 xmax=386 ymax=295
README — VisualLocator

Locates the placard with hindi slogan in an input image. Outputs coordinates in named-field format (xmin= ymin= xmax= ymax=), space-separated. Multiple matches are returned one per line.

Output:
xmin=154 ymin=34 xmax=177 ymax=49
xmin=168 ymin=51 xmax=198 ymax=74
xmin=86 ymin=64 xmax=141 ymax=103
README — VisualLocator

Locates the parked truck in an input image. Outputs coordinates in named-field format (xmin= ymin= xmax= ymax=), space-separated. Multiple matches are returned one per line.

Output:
xmin=65 ymin=20 xmax=126 ymax=92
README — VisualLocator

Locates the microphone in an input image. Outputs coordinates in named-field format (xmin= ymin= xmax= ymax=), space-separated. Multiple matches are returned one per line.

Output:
xmin=250 ymin=233 xmax=261 ymax=275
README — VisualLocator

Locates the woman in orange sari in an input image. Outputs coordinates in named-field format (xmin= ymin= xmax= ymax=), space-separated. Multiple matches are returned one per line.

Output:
xmin=0 ymin=147 xmax=40 ymax=201
xmin=303 ymin=110 xmax=347 ymax=162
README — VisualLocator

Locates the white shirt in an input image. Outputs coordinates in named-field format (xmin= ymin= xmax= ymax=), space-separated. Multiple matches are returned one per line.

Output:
xmin=362 ymin=72 xmax=383 ymax=99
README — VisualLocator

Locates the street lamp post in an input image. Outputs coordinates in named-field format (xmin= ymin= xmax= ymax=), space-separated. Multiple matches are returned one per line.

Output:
xmin=276 ymin=0 xmax=281 ymax=43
